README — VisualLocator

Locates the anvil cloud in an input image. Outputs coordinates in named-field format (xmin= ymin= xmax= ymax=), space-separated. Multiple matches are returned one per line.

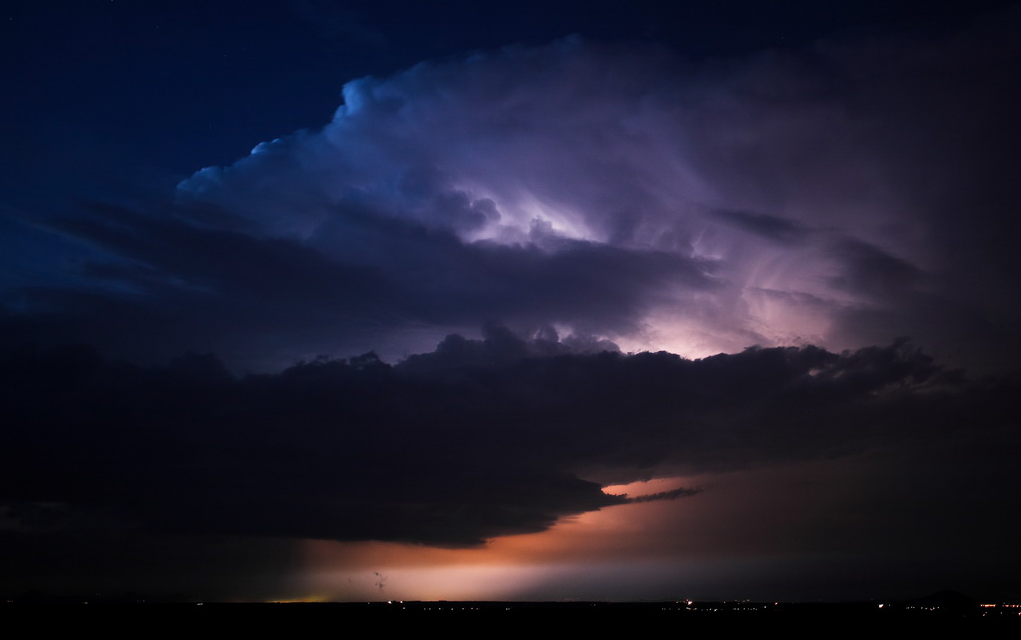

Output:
xmin=6 ymin=20 xmax=1019 ymax=370
xmin=170 ymin=27 xmax=1018 ymax=370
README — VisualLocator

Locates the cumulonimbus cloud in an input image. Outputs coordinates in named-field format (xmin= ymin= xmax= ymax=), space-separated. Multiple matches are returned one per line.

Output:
xmin=170 ymin=20 xmax=1020 ymax=369
xmin=6 ymin=10 xmax=1019 ymax=373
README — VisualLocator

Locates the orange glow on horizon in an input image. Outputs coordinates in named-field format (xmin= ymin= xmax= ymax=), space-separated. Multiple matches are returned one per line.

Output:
xmin=291 ymin=475 xmax=707 ymax=601
xmin=281 ymin=456 xmax=899 ymax=602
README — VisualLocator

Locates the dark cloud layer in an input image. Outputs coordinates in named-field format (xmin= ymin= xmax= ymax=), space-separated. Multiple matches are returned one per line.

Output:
xmin=3 ymin=200 xmax=710 ymax=368
xmin=2 ymin=329 xmax=1014 ymax=550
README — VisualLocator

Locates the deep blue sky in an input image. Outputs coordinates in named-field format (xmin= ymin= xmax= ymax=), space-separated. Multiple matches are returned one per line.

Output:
xmin=5 ymin=0 xmax=1013 ymax=195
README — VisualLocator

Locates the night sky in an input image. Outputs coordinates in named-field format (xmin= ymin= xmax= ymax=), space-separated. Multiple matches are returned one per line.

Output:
xmin=2 ymin=0 xmax=1020 ymax=602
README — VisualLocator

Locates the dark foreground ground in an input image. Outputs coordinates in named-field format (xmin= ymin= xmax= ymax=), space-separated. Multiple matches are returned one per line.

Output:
xmin=5 ymin=595 xmax=1020 ymax=631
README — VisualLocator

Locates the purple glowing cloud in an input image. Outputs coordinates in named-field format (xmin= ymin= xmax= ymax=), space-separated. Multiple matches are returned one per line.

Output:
xmin=164 ymin=26 xmax=1020 ymax=370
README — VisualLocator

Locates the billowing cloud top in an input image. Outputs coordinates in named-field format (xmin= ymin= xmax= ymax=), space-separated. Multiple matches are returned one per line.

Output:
xmin=5 ymin=13 xmax=1019 ymax=373
xmin=171 ymin=27 xmax=1020 ymax=370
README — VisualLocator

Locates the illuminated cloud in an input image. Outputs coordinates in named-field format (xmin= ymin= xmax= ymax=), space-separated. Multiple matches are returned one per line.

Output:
xmin=3 ymin=15 xmax=1016 ymax=373
xmin=172 ymin=25 xmax=1017 ymax=368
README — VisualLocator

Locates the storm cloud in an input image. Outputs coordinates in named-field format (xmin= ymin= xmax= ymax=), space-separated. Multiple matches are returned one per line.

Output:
xmin=5 ymin=9 xmax=1019 ymax=374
